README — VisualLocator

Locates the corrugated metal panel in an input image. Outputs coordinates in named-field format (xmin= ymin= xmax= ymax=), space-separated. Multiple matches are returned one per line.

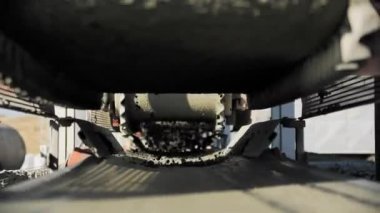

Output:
xmin=302 ymin=75 xmax=379 ymax=118
xmin=89 ymin=110 xmax=112 ymax=130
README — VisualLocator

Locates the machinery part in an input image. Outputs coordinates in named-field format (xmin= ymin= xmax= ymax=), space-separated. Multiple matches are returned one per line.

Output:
xmin=122 ymin=93 xmax=227 ymax=135
xmin=280 ymin=118 xmax=306 ymax=163
xmin=123 ymin=120 xmax=280 ymax=166
xmin=88 ymin=110 xmax=113 ymax=131
xmin=114 ymin=119 xmax=280 ymax=166
xmin=0 ymin=0 xmax=347 ymax=94
xmin=58 ymin=118 xmax=124 ymax=158
xmin=124 ymin=94 xmax=225 ymax=122
xmin=117 ymin=93 xmax=231 ymax=156
xmin=229 ymin=120 xmax=279 ymax=157
xmin=0 ymin=124 xmax=25 ymax=170
xmin=136 ymin=121 xmax=222 ymax=156
xmin=1 ymin=0 xmax=377 ymax=111
xmin=232 ymin=110 xmax=252 ymax=131
xmin=241 ymin=120 xmax=279 ymax=158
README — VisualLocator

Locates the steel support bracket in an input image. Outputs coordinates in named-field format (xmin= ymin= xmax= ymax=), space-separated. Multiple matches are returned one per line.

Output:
xmin=281 ymin=117 xmax=307 ymax=163
xmin=57 ymin=118 xmax=124 ymax=158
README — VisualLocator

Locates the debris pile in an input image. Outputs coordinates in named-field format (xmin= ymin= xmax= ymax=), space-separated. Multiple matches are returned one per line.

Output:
xmin=0 ymin=168 xmax=51 ymax=189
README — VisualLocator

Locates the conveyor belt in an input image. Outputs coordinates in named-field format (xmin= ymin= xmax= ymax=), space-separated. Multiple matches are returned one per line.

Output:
xmin=0 ymin=155 xmax=379 ymax=213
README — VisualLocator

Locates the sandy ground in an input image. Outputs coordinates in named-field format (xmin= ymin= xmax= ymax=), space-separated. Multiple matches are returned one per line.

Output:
xmin=0 ymin=115 xmax=50 ymax=154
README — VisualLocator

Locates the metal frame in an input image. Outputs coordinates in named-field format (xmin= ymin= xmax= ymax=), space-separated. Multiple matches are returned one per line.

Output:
xmin=281 ymin=117 xmax=307 ymax=164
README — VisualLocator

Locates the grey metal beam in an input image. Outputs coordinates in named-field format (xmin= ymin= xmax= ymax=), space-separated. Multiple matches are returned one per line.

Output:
xmin=281 ymin=117 xmax=307 ymax=163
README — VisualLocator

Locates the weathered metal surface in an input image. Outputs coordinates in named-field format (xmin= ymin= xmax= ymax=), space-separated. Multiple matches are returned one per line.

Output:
xmin=0 ymin=155 xmax=379 ymax=213
xmin=124 ymin=94 xmax=225 ymax=122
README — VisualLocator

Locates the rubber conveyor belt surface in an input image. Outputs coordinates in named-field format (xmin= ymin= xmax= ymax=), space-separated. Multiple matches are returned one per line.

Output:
xmin=1 ymin=155 xmax=380 ymax=213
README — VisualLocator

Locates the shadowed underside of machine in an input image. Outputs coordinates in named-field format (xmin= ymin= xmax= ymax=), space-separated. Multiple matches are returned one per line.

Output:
xmin=0 ymin=3 xmax=380 ymax=211
xmin=0 ymin=0 xmax=378 ymax=159
xmin=0 ymin=0 xmax=355 ymax=109
xmin=2 ymin=0 xmax=379 ymax=159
